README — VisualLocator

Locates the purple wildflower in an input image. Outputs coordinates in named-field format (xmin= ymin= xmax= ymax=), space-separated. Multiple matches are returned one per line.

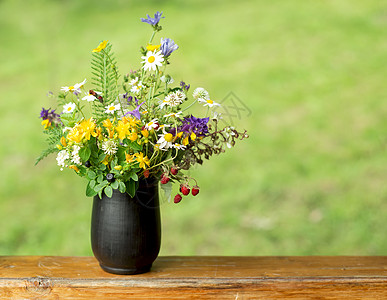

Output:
xmin=141 ymin=11 xmax=164 ymax=26
xmin=170 ymin=115 xmax=209 ymax=137
xmin=40 ymin=108 xmax=61 ymax=124
xmin=125 ymin=101 xmax=145 ymax=120
xmin=160 ymin=38 xmax=179 ymax=57
xmin=180 ymin=81 xmax=190 ymax=91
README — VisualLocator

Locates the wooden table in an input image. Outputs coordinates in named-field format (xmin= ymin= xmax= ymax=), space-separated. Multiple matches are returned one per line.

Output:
xmin=0 ymin=256 xmax=386 ymax=299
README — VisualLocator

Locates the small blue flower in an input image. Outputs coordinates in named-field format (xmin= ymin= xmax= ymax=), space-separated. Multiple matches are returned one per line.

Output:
xmin=160 ymin=38 xmax=179 ymax=57
xmin=141 ymin=11 xmax=164 ymax=26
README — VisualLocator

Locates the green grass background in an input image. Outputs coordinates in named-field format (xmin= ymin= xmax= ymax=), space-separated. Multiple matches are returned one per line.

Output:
xmin=0 ymin=0 xmax=386 ymax=256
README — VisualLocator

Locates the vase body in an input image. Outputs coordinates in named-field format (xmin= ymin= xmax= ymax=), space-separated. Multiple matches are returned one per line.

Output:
xmin=91 ymin=178 xmax=161 ymax=275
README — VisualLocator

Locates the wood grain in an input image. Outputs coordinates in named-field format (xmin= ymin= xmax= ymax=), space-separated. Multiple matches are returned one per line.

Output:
xmin=0 ymin=256 xmax=386 ymax=299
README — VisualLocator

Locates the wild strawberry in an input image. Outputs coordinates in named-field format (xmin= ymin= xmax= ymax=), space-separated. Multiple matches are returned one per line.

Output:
xmin=160 ymin=174 xmax=170 ymax=184
xmin=191 ymin=186 xmax=200 ymax=196
xmin=174 ymin=194 xmax=182 ymax=203
xmin=143 ymin=169 xmax=150 ymax=178
xmin=180 ymin=184 xmax=190 ymax=196
xmin=170 ymin=166 xmax=178 ymax=175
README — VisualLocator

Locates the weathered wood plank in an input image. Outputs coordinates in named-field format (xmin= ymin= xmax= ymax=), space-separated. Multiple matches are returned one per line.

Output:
xmin=0 ymin=256 xmax=386 ymax=299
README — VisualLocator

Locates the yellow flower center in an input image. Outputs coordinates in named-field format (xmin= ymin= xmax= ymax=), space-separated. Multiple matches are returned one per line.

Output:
xmin=109 ymin=106 xmax=115 ymax=111
xmin=207 ymin=99 xmax=213 ymax=104
xmin=67 ymin=107 xmax=72 ymax=111
xmin=164 ymin=133 xmax=173 ymax=142
xmin=148 ymin=56 xmax=156 ymax=63
xmin=69 ymin=86 xmax=74 ymax=91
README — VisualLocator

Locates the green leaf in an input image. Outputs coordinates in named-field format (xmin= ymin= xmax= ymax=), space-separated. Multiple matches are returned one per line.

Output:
xmin=160 ymin=181 xmax=172 ymax=203
xmin=118 ymin=181 xmax=126 ymax=193
xmin=129 ymin=172 xmax=138 ymax=181
xmin=111 ymin=181 xmax=119 ymax=190
xmin=128 ymin=141 xmax=143 ymax=151
xmin=94 ymin=180 xmax=108 ymax=192
xmin=86 ymin=181 xmax=98 ymax=197
xmin=89 ymin=179 xmax=96 ymax=188
xmin=125 ymin=180 xmax=137 ymax=198
xmin=79 ymin=146 xmax=91 ymax=162
xmin=105 ymin=186 xmax=113 ymax=198
xmin=97 ymin=174 xmax=104 ymax=183
xmin=87 ymin=170 xmax=96 ymax=180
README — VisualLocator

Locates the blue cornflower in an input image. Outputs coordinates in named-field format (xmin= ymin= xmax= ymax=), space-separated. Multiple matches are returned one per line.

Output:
xmin=141 ymin=11 xmax=164 ymax=26
xmin=160 ymin=38 xmax=179 ymax=57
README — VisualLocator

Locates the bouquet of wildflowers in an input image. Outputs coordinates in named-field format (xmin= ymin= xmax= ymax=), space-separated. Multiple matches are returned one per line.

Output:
xmin=37 ymin=12 xmax=248 ymax=203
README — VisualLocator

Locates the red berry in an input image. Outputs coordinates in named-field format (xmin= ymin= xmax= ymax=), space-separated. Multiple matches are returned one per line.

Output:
xmin=143 ymin=169 xmax=150 ymax=178
xmin=191 ymin=186 xmax=200 ymax=196
xmin=180 ymin=184 xmax=190 ymax=196
xmin=174 ymin=194 xmax=182 ymax=203
xmin=170 ymin=166 xmax=178 ymax=175
xmin=160 ymin=174 xmax=170 ymax=184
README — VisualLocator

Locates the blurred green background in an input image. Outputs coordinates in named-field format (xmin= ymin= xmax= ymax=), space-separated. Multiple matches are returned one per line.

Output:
xmin=0 ymin=0 xmax=386 ymax=256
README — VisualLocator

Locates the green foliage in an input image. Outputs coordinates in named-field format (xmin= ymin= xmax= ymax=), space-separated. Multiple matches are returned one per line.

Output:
xmin=35 ymin=126 xmax=62 ymax=165
xmin=91 ymin=43 xmax=120 ymax=117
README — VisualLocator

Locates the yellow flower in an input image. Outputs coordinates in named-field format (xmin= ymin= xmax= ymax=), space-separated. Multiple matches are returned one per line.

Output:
xmin=102 ymin=118 xmax=114 ymax=128
xmin=129 ymin=131 xmax=138 ymax=142
xmin=182 ymin=135 xmax=189 ymax=146
xmin=114 ymin=165 xmax=122 ymax=171
xmin=190 ymin=132 xmax=197 ymax=141
xmin=125 ymin=153 xmax=135 ymax=163
xmin=67 ymin=126 xmax=84 ymax=144
xmin=60 ymin=136 xmax=67 ymax=147
xmin=146 ymin=44 xmax=161 ymax=52
xmin=122 ymin=116 xmax=141 ymax=128
xmin=79 ymin=118 xmax=96 ymax=141
xmin=69 ymin=165 xmax=79 ymax=172
xmin=41 ymin=119 xmax=51 ymax=129
xmin=115 ymin=120 xmax=131 ymax=140
xmin=102 ymin=156 xmax=110 ymax=165
xmin=141 ymin=129 xmax=149 ymax=138
xmin=92 ymin=127 xmax=103 ymax=139
xmin=92 ymin=40 xmax=108 ymax=53
xmin=134 ymin=152 xmax=150 ymax=169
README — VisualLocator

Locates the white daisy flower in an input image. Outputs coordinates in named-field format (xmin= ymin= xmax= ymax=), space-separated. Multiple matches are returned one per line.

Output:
xmin=63 ymin=102 xmax=76 ymax=114
xmin=82 ymin=92 xmax=96 ymax=102
xmin=163 ymin=111 xmax=183 ymax=118
xmin=156 ymin=131 xmax=174 ymax=150
xmin=130 ymin=81 xmax=143 ymax=94
xmin=145 ymin=119 xmax=159 ymax=130
xmin=101 ymin=140 xmax=118 ymax=155
xmin=142 ymin=50 xmax=164 ymax=72
xmin=71 ymin=145 xmax=81 ymax=165
xmin=56 ymin=150 xmax=69 ymax=168
xmin=129 ymin=77 xmax=139 ymax=86
xmin=74 ymin=78 xmax=87 ymax=90
xmin=61 ymin=79 xmax=86 ymax=95
xmin=173 ymin=143 xmax=186 ymax=150
xmin=157 ymin=124 xmax=170 ymax=131
xmin=202 ymin=99 xmax=220 ymax=108
xmin=105 ymin=103 xmax=121 ymax=114
xmin=193 ymin=87 xmax=210 ymax=101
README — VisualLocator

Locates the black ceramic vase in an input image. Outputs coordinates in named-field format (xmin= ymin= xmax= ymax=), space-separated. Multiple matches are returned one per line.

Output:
xmin=91 ymin=178 xmax=161 ymax=275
